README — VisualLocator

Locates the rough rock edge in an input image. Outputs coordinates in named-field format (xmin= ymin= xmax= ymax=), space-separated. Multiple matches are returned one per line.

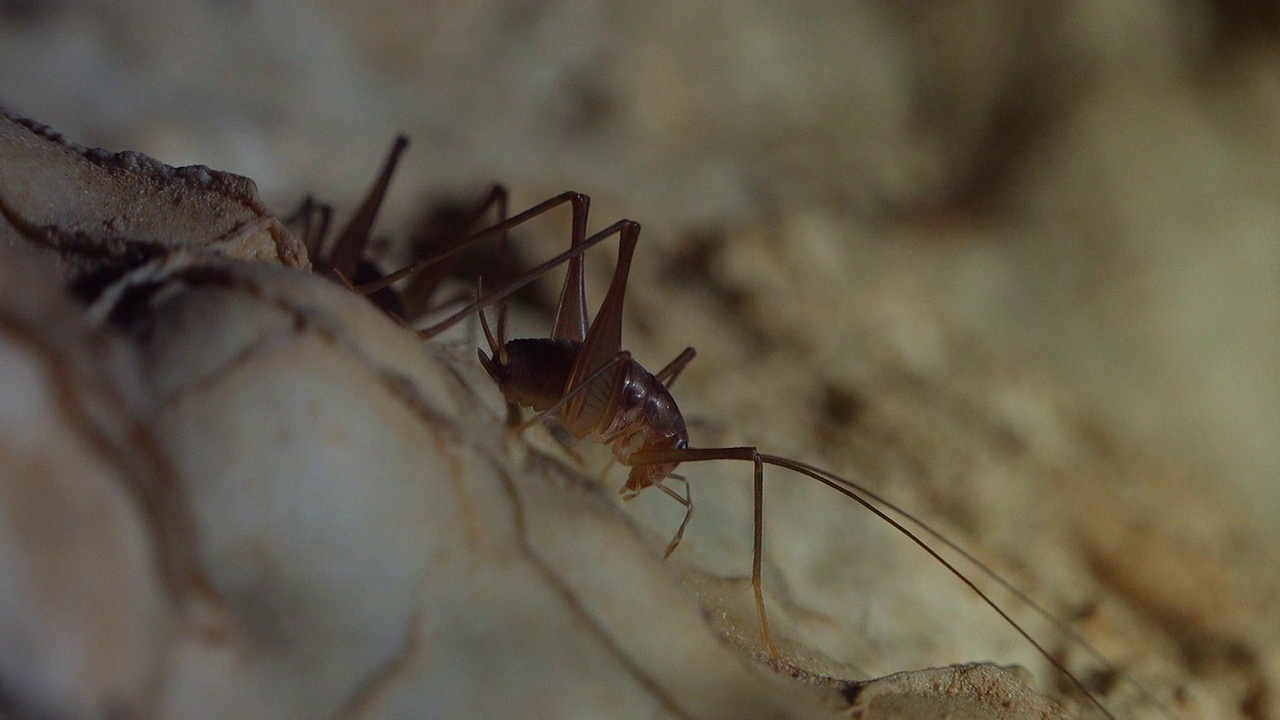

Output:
xmin=3 ymin=108 xmax=259 ymax=208
xmin=0 ymin=105 xmax=308 ymax=271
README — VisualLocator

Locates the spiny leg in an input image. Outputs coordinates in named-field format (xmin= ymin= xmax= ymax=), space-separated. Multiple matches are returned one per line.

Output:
xmin=560 ymin=221 xmax=640 ymax=436
xmin=359 ymin=192 xmax=590 ymax=300
xmin=319 ymin=135 xmax=410 ymax=279
xmin=552 ymin=194 xmax=591 ymax=343
xmin=652 ymin=474 xmax=692 ymax=559
xmin=411 ymin=217 xmax=637 ymax=341
xmin=400 ymin=186 xmax=510 ymax=320
xmin=407 ymin=207 xmax=640 ymax=438
xmin=624 ymin=445 xmax=778 ymax=658
xmin=475 ymin=276 xmax=525 ymax=428
xmin=282 ymin=195 xmax=333 ymax=263
xmin=748 ymin=453 xmax=775 ymax=659
xmin=476 ymin=277 xmax=505 ymax=363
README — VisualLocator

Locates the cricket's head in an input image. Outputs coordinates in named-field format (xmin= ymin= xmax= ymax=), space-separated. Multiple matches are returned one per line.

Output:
xmin=622 ymin=435 xmax=688 ymax=495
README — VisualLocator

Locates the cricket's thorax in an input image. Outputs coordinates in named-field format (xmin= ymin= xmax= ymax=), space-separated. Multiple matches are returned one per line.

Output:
xmin=605 ymin=361 xmax=689 ymax=493
xmin=599 ymin=363 xmax=687 ymax=456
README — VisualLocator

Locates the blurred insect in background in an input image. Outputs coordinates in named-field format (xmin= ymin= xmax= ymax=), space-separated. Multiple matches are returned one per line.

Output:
xmin=302 ymin=136 xmax=1173 ymax=720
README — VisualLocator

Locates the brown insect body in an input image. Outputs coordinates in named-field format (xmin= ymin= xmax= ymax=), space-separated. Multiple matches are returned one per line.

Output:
xmin=478 ymin=337 xmax=578 ymax=413
xmin=479 ymin=336 xmax=690 ymax=493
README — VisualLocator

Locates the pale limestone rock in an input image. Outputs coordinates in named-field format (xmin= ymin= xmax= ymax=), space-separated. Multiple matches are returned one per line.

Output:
xmin=107 ymin=258 xmax=850 ymax=719
xmin=848 ymin=665 xmax=1070 ymax=720
xmin=0 ymin=242 xmax=178 ymax=718
xmin=0 ymin=106 xmax=308 ymax=279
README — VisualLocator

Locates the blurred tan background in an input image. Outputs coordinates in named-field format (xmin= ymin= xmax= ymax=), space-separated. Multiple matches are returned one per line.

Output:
xmin=3 ymin=3 xmax=1279 ymax=714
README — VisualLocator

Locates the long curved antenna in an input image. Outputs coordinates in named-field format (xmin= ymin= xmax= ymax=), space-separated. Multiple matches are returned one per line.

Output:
xmin=817 ymin=462 xmax=1175 ymax=720
xmin=627 ymin=446 xmax=1130 ymax=720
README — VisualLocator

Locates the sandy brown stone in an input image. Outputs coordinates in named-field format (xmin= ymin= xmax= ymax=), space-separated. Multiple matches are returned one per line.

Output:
xmin=0 ymin=107 xmax=308 ymax=280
